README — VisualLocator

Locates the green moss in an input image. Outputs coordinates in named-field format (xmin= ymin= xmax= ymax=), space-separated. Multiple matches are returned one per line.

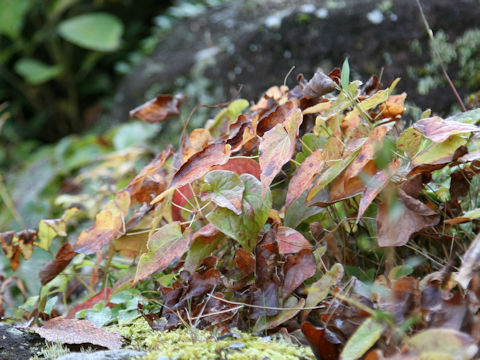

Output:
xmin=110 ymin=318 xmax=314 ymax=360
xmin=29 ymin=342 xmax=70 ymax=360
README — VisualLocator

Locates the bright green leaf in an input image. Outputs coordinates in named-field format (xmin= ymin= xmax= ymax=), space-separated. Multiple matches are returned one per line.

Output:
xmin=340 ymin=318 xmax=384 ymax=360
xmin=58 ymin=12 xmax=124 ymax=51
xmin=341 ymin=58 xmax=350 ymax=90
xmin=207 ymin=174 xmax=271 ymax=251
xmin=14 ymin=58 xmax=62 ymax=85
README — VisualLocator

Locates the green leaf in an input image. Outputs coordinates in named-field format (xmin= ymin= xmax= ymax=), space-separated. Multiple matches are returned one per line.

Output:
xmin=340 ymin=318 xmax=384 ymax=360
xmin=38 ymin=219 xmax=67 ymax=251
xmin=445 ymin=108 xmax=480 ymax=125
xmin=202 ymin=170 xmax=245 ymax=215
xmin=305 ymin=263 xmax=343 ymax=308
xmin=412 ymin=135 xmax=467 ymax=166
xmin=0 ymin=0 xmax=31 ymax=38
xmin=207 ymin=174 xmax=271 ymax=252
xmin=397 ymin=127 xmax=426 ymax=159
xmin=340 ymin=58 xmax=350 ymax=90
xmin=14 ymin=58 xmax=62 ymax=85
xmin=58 ymin=12 xmax=124 ymax=51
xmin=388 ymin=265 xmax=413 ymax=280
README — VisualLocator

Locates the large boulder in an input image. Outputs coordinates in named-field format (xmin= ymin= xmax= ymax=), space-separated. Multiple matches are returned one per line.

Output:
xmin=111 ymin=0 xmax=480 ymax=125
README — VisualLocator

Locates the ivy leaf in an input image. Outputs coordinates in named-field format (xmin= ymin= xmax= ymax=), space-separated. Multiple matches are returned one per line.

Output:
xmin=207 ymin=174 xmax=271 ymax=251
xmin=134 ymin=222 xmax=192 ymax=284
xmin=202 ymin=170 xmax=245 ymax=215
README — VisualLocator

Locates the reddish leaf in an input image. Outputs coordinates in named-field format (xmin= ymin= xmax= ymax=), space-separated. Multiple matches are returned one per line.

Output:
xmin=256 ymin=100 xmax=297 ymax=136
xmin=31 ymin=317 xmax=122 ymax=350
xmin=171 ymin=185 xmax=193 ymax=222
xmin=413 ymin=116 xmax=480 ymax=143
xmin=356 ymin=159 xmax=401 ymax=223
xmin=286 ymin=149 xmax=324 ymax=209
xmin=376 ymin=189 xmax=440 ymax=247
xmin=170 ymin=143 xmax=231 ymax=189
xmin=282 ymin=249 xmax=316 ymax=299
xmin=235 ymin=248 xmax=255 ymax=276
xmin=39 ymin=243 xmax=76 ymax=285
xmin=74 ymin=191 xmax=130 ymax=254
xmin=276 ymin=226 xmax=313 ymax=254
xmin=259 ymin=108 xmax=302 ymax=195
xmin=134 ymin=222 xmax=192 ymax=283
xmin=212 ymin=157 xmax=261 ymax=179
xmin=301 ymin=321 xmax=340 ymax=360
xmin=66 ymin=288 xmax=113 ymax=319
xmin=129 ymin=94 xmax=184 ymax=123
xmin=125 ymin=146 xmax=173 ymax=204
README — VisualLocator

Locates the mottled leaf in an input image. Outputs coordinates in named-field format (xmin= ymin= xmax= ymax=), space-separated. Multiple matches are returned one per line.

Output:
xmin=305 ymin=263 xmax=343 ymax=308
xmin=129 ymin=94 xmax=184 ymax=123
xmin=134 ymin=222 xmax=191 ymax=283
xmin=286 ymin=149 xmax=324 ymax=209
xmin=397 ymin=127 xmax=425 ymax=159
xmin=32 ymin=317 xmax=122 ymax=350
xmin=277 ymin=226 xmax=313 ymax=254
xmin=413 ymin=116 xmax=480 ymax=143
xmin=207 ymin=174 xmax=271 ymax=251
xmin=201 ymin=170 xmax=244 ymax=215
xmin=170 ymin=143 xmax=231 ymax=189
xmin=259 ymin=108 xmax=302 ymax=195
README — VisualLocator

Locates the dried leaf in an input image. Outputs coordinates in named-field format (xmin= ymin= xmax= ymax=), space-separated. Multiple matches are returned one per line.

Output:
xmin=74 ymin=191 xmax=130 ymax=254
xmin=17 ymin=229 xmax=37 ymax=260
xmin=235 ymin=248 xmax=255 ymax=276
xmin=276 ymin=226 xmax=313 ymax=254
xmin=259 ymin=108 xmax=302 ymax=195
xmin=32 ymin=317 xmax=122 ymax=350
xmin=286 ymin=149 xmax=324 ymax=209
xmin=302 ymin=69 xmax=337 ymax=99
xmin=181 ymin=129 xmax=213 ymax=162
xmin=282 ymin=249 xmax=316 ymax=299
xmin=39 ymin=243 xmax=76 ymax=285
xmin=301 ymin=321 xmax=340 ymax=360
xmin=0 ymin=231 xmax=21 ymax=270
xmin=456 ymin=232 xmax=480 ymax=290
xmin=134 ymin=222 xmax=191 ymax=283
xmin=413 ymin=116 xmax=480 ymax=143
xmin=170 ymin=143 xmax=231 ymax=189
xmin=129 ymin=94 xmax=184 ymax=123
xmin=212 ymin=157 xmax=261 ymax=179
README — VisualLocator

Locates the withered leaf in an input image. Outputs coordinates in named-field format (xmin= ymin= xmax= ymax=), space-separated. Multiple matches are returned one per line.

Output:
xmin=17 ymin=229 xmax=37 ymax=261
xmin=276 ymin=226 xmax=313 ymax=254
xmin=302 ymin=69 xmax=337 ymax=99
xmin=134 ymin=222 xmax=192 ymax=284
xmin=256 ymin=100 xmax=297 ymax=136
xmin=129 ymin=94 xmax=184 ymax=123
xmin=32 ymin=317 xmax=122 ymax=350
xmin=301 ymin=321 xmax=340 ymax=360
xmin=170 ymin=143 xmax=231 ymax=189
xmin=125 ymin=146 xmax=173 ymax=204
xmin=286 ymin=149 xmax=324 ymax=209
xmin=39 ymin=243 xmax=76 ymax=285
xmin=456 ymin=232 xmax=480 ymax=290
xmin=181 ymin=128 xmax=212 ymax=163
xmin=74 ymin=191 xmax=130 ymax=254
xmin=413 ymin=116 xmax=480 ymax=143
xmin=259 ymin=108 xmax=302 ymax=195
xmin=282 ymin=249 xmax=316 ymax=299
xmin=376 ymin=189 xmax=440 ymax=247
xmin=0 ymin=231 xmax=21 ymax=270
xmin=235 ymin=248 xmax=255 ymax=276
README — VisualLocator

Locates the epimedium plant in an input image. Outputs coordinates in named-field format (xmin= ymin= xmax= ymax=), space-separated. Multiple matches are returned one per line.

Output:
xmin=2 ymin=61 xmax=480 ymax=359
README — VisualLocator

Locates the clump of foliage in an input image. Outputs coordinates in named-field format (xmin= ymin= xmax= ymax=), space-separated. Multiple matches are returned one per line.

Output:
xmin=2 ymin=60 xmax=480 ymax=359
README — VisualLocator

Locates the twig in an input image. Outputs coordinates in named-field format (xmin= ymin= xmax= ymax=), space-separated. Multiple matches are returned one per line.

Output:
xmin=415 ymin=0 xmax=466 ymax=112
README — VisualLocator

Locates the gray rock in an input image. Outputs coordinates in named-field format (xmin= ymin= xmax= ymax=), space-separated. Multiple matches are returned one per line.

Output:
xmin=56 ymin=349 xmax=146 ymax=360
xmin=0 ymin=322 xmax=45 ymax=360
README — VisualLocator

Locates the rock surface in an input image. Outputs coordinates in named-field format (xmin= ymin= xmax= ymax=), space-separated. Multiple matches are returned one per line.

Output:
xmin=111 ymin=0 xmax=480 ymax=124
xmin=56 ymin=349 xmax=146 ymax=360
xmin=0 ymin=322 xmax=45 ymax=360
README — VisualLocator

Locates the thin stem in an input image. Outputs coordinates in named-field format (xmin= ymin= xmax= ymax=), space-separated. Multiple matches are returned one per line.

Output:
xmin=0 ymin=173 xmax=25 ymax=228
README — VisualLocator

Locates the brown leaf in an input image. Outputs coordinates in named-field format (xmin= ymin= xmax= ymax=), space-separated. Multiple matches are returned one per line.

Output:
xmin=378 ymin=93 xmax=406 ymax=119
xmin=256 ymin=100 xmax=297 ymax=136
xmin=376 ymin=189 xmax=440 ymax=247
xmin=74 ymin=191 xmax=130 ymax=254
xmin=259 ymin=108 xmax=302 ymax=195
xmin=17 ymin=229 xmax=37 ymax=260
xmin=0 ymin=231 xmax=21 ymax=270
xmin=31 ymin=317 xmax=122 ymax=350
xmin=277 ymin=226 xmax=313 ymax=254
xmin=413 ymin=116 xmax=480 ymax=143
xmin=235 ymin=248 xmax=255 ymax=276
xmin=301 ymin=69 xmax=337 ymax=99
xmin=181 ymin=129 xmax=213 ymax=163
xmin=125 ymin=146 xmax=173 ymax=204
xmin=39 ymin=243 xmax=76 ymax=285
xmin=282 ymin=249 xmax=316 ymax=299
xmin=170 ymin=143 xmax=231 ymax=189
xmin=285 ymin=150 xmax=324 ymax=209
xmin=450 ymin=169 xmax=473 ymax=201
xmin=250 ymin=282 xmax=279 ymax=319
xmin=129 ymin=94 xmax=184 ymax=123
xmin=456 ymin=232 xmax=480 ymax=290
